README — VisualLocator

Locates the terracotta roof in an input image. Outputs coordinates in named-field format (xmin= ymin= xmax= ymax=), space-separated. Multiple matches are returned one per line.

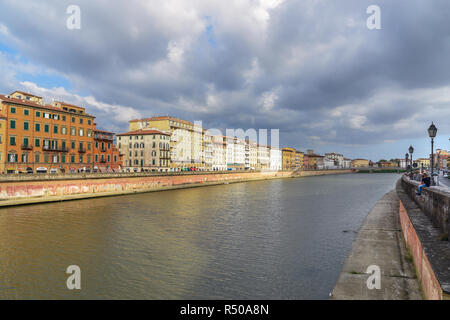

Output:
xmin=94 ymin=129 xmax=115 ymax=134
xmin=0 ymin=95 xmax=96 ymax=118
xmin=12 ymin=91 xmax=42 ymax=99
xmin=117 ymin=129 xmax=170 ymax=136
xmin=129 ymin=116 xmax=194 ymax=126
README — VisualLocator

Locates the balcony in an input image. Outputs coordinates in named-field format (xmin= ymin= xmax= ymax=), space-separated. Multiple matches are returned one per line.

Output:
xmin=43 ymin=146 xmax=69 ymax=152
xmin=21 ymin=144 xmax=33 ymax=150
xmin=78 ymin=148 xmax=87 ymax=153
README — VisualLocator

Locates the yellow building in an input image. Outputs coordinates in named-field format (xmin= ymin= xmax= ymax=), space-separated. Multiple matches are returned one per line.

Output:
xmin=129 ymin=116 xmax=203 ymax=171
xmin=351 ymin=159 xmax=370 ymax=168
xmin=282 ymin=147 xmax=296 ymax=170
xmin=295 ymin=151 xmax=304 ymax=169
xmin=415 ymin=158 xmax=430 ymax=168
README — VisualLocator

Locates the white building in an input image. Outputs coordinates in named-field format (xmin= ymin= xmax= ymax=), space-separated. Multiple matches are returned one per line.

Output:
xmin=258 ymin=145 xmax=270 ymax=170
xmin=325 ymin=153 xmax=344 ymax=168
xmin=212 ymin=135 xmax=226 ymax=171
xmin=323 ymin=157 xmax=337 ymax=170
xmin=343 ymin=158 xmax=352 ymax=169
xmin=270 ymin=148 xmax=282 ymax=171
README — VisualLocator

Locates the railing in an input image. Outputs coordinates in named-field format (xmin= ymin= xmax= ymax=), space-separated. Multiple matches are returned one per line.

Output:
xmin=21 ymin=144 xmax=33 ymax=150
xmin=78 ymin=148 xmax=86 ymax=153
xmin=43 ymin=146 xmax=69 ymax=152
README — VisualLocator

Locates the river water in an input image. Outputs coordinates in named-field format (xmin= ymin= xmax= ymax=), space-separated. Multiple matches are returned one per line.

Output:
xmin=0 ymin=173 xmax=400 ymax=299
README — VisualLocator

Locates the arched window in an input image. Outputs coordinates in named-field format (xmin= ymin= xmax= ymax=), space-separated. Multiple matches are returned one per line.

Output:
xmin=8 ymin=151 xmax=17 ymax=163
xmin=134 ymin=143 xmax=139 ymax=148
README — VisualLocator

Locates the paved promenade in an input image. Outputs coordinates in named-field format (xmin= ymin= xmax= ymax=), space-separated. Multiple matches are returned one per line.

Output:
xmin=331 ymin=190 xmax=422 ymax=300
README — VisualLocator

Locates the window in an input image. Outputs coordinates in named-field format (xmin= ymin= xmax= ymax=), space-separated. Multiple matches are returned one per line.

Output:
xmin=10 ymin=107 xmax=16 ymax=114
xmin=44 ymin=113 xmax=50 ymax=119
xmin=79 ymin=118 xmax=83 ymax=124
xmin=108 ymin=143 xmax=111 ymax=149
xmin=44 ymin=153 xmax=49 ymax=163
xmin=35 ymin=138 xmax=40 ymax=147
xmin=71 ymin=127 xmax=76 ymax=135
xmin=8 ymin=153 xmax=18 ymax=163
xmin=62 ymin=116 xmax=66 ymax=121
xmin=53 ymin=155 xmax=59 ymax=163
xmin=95 ymin=141 xmax=99 ymax=148
xmin=87 ymin=154 xmax=91 ymax=163
xmin=0 ymin=135 xmax=2 ymax=144
xmin=44 ymin=124 xmax=49 ymax=133
xmin=9 ymin=136 xmax=16 ymax=146
xmin=71 ymin=141 xmax=75 ymax=149
xmin=79 ymin=155 xmax=83 ymax=163
xmin=61 ymin=126 xmax=67 ymax=135
xmin=24 ymin=109 xmax=29 ymax=116
xmin=114 ymin=155 xmax=117 ymax=162
xmin=88 ymin=120 xmax=91 ymax=125
xmin=35 ymin=123 xmax=41 ymax=132
xmin=34 ymin=153 xmax=40 ymax=163
xmin=35 ymin=111 xmax=41 ymax=117
xmin=53 ymin=125 xmax=58 ymax=134
xmin=87 ymin=143 xmax=91 ymax=151
xmin=95 ymin=154 xmax=98 ymax=162
xmin=23 ymin=121 xmax=29 ymax=131
xmin=53 ymin=114 xmax=59 ymax=120
xmin=23 ymin=137 xmax=29 ymax=146
xmin=71 ymin=155 xmax=75 ymax=163
xmin=61 ymin=155 xmax=66 ymax=163
xmin=71 ymin=117 xmax=75 ymax=123
xmin=87 ymin=129 xmax=92 ymax=137
xmin=10 ymin=120 xmax=16 ymax=129
xmin=79 ymin=128 xmax=84 ymax=136
xmin=107 ymin=155 xmax=110 ymax=162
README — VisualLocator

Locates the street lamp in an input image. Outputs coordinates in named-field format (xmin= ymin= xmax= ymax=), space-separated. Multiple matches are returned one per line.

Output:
xmin=409 ymin=145 xmax=414 ymax=171
xmin=405 ymin=153 xmax=409 ymax=171
xmin=428 ymin=122 xmax=437 ymax=178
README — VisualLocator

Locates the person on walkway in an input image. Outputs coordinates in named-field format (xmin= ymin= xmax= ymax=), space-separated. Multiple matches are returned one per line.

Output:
xmin=417 ymin=173 xmax=431 ymax=196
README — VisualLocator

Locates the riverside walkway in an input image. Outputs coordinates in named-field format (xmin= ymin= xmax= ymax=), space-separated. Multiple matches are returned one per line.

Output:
xmin=331 ymin=190 xmax=422 ymax=300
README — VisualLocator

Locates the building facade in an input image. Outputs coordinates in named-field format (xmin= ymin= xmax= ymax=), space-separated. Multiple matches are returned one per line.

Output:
xmin=351 ymin=159 xmax=370 ymax=168
xmin=93 ymin=128 xmax=122 ymax=172
xmin=117 ymin=129 xmax=171 ymax=172
xmin=0 ymin=91 xmax=99 ymax=173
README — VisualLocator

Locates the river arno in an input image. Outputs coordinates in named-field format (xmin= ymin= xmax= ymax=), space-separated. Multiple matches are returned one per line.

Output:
xmin=0 ymin=173 xmax=400 ymax=300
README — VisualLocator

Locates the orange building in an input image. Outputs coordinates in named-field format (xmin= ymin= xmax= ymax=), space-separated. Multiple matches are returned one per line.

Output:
xmin=0 ymin=90 xmax=122 ymax=173
xmin=93 ymin=127 xmax=122 ymax=172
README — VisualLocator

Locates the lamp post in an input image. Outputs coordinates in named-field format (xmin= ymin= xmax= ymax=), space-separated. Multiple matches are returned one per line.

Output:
xmin=428 ymin=122 xmax=437 ymax=179
xmin=405 ymin=153 xmax=409 ymax=171
xmin=409 ymin=145 xmax=414 ymax=172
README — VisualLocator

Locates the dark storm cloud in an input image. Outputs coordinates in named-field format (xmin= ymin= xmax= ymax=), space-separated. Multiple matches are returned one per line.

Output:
xmin=0 ymin=0 xmax=450 ymax=156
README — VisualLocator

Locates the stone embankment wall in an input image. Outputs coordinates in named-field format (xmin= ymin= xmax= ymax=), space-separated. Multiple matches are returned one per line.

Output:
xmin=0 ymin=169 xmax=353 ymax=207
xmin=398 ymin=177 xmax=450 ymax=300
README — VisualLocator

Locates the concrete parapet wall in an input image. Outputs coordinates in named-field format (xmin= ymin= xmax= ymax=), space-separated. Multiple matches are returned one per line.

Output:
xmin=401 ymin=176 xmax=450 ymax=236
xmin=397 ymin=178 xmax=450 ymax=300
xmin=293 ymin=169 xmax=353 ymax=177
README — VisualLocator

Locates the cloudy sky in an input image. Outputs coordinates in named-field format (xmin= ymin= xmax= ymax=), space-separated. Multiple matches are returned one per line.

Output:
xmin=0 ymin=0 xmax=449 ymax=160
